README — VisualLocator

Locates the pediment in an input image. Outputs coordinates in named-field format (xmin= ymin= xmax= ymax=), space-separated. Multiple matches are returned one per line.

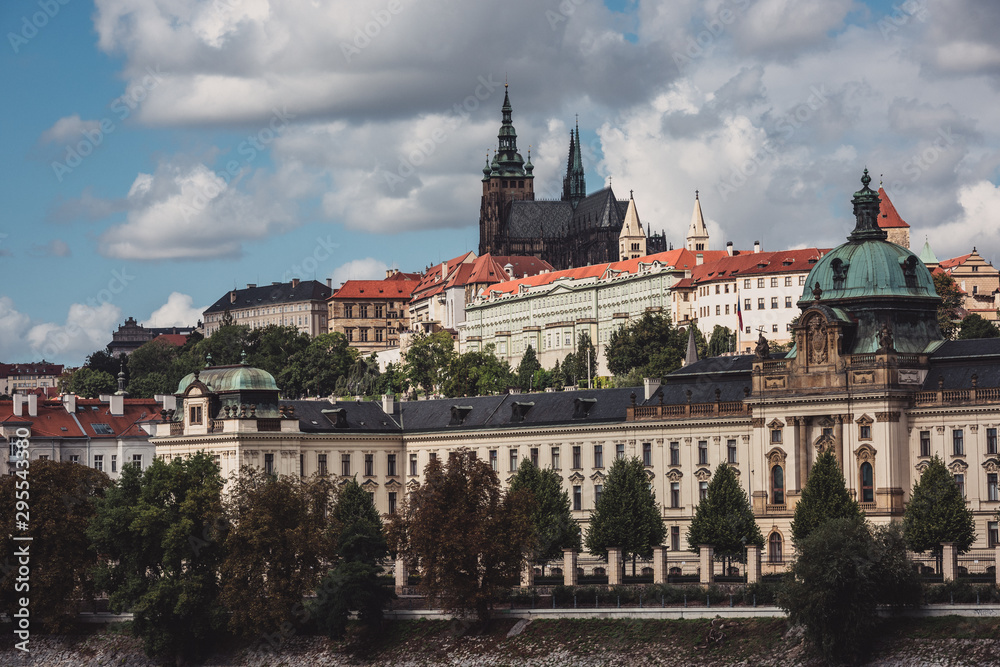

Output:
xmin=384 ymin=478 xmax=403 ymax=489
xmin=568 ymin=472 xmax=586 ymax=483
xmin=666 ymin=469 xmax=683 ymax=482
xmin=694 ymin=467 xmax=712 ymax=482
xmin=590 ymin=471 xmax=606 ymax=483
xmin=767 ymin=418 xmax=785 ymax=429
xmin=360 ymin=479 xmax=378 ymax=490
xmin=948 ymin=459 xmax=968 ymax=474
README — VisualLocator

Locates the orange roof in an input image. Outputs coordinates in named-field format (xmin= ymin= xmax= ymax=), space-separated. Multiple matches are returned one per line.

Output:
xmin=151 ymin=334 xmax=189 ymax=347
xmin=690 ymin=248 xmax=828 ymax=283
xmin=72 ymin=398 xmax=159 ymax=439
xmin=877 ymin=187 xmax=909 ymax=229
xmin=331 ymin=278 xmax=420 ymax=300
xmin=410 ymin=251 xmax=477 ymax=300
xmin=937 ymin=254 xmax=973 ymax=271
xmin=0 ymin=403 xmax=83 ymax=438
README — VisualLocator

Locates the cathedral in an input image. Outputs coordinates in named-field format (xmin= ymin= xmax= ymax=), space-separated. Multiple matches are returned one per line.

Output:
xmin=478 ymin=87 xmax=666 ymax=270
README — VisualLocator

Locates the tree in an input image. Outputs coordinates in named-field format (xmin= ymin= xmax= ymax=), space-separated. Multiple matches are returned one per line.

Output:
xmin=779 ymin=516 xmax=919 ymax=664
xmin=89 ymin=454 xmax=227 ymax=663
xmin=516 ymin=345 xmax=542 ymax=391
xmin=127 ymin=339 xmax=182 ymax=397
xmin=562 ymin=352 xmax=577 ymax=386
xmin=386 ymin=449 xmax=532 ymax=621
xmin=708 ymin=325 xmax=736 ymax=357
xmin=310 ymin=479 xmax=394 ymax=638
xmin=605 ymin=312 xmax=689 ymax=379
xmin=574 ymin=332 xmax=598 ymax=387
xmin=403 ymin=331 xmax=455 ymax=395
xmin=903 ymin=456 xmax=976 ymax=557
xmin=934 ymin=272 xmax=964 ymax=339
xmin=549 ymin=359 xmax=564 ymax=389
xmin=585 ymin=457 xmax=666 ymax=577
xmin=65 ymin=367 xmax=117 ymax=398
xmin=374 ymin=361 xmax=408 ymax=397
xmin=0 ymin=460 xmax=110 ymax=632
xmin=220 ymin=469 xmax=336 ymax=640
xmin=791 ymin=450 xmax=862 ymax=542
xmin=279 ymin=332 xmax=358 ymax=397
xmin=442 ymin=347 xmax=514 ymax=397
xmin=508 ymin=459 xmax=582 ymax=572
xmin=245 ymin=324 xmax=311 ymax=379
xmin=84 ymin=347 xmax=121 ymax=377
xmin=686 ymin=463 xmax=763 ymax=568
xmin=957 ymin=313 xmax=1000 ymax=339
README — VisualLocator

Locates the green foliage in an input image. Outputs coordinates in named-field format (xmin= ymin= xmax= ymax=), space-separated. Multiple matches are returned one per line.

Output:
xmin=386 ymin=449 xmax=533 ymax=621
xmin=404 ymin=331 xmax=455 ymax=395
xmin=686 ymin=463 xmax=763 ymax=561
xmin=442 ymin=346 xmax=514 ymax=397
xmin=0 ymin=460 xmax=110 ymax=632
xmin=574 ymin=332 xmax=598 ymax=387
xmin=957 ymin=313 xmax=1000 ymax=339
xmin=550 ymin=359 xmax=564 ymax=389
xmin=605 ymin=312 xmax=688 ymax=379
xmin=375 ymin=361 xmax=408 ymax=396
xmin=278 ymin=332 xmax=358 ymax=398
xmin=220 ymin=469 xmax=336 ymax=639
xmin=585 ymin=457 xmax=666 ymax=570
xmin=516 ymin=345 xmax=542 ymax=391
xmin=934 ymin=272 xmax=964 ymax=339
xmin=562 ymin=352 xmax=577 ymax=385
xmin=343 ymin=355 xmax=381 ymax=396
xmin=509 ymin=459 xmax=582 ymax=566
xmin=66 ymin=367 xmax=117 ymax=398
xmin=779 ymin=516 xmax=920 ymax=664
xmin=707 ymin=325 xmax=736 ymax=357
xmin=89 ymin=453 xmax=227 ymax=662
xmin=791 ymin=450 xmax=862 ymax=542
xmin=903 ymin=455 xmax=976 ymax=554
xmin=84 ymin=347 xmax=121 ymax=377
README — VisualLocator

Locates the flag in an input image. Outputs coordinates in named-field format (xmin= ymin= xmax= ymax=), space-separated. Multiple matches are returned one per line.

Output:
xmin=737 ymin=295 xmax=743 ymax=330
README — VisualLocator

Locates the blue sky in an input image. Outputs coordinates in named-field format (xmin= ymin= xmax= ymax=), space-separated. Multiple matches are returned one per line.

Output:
xmin=2 ymin=0 xmax=1000 ymax=365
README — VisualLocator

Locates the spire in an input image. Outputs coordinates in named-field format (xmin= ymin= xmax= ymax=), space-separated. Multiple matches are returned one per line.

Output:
xmin=619 ymin=191 xmax=644 ymax=239
xmin=918 ymin=236 xmax=939 ymax=266
xmin=684 ymin=325 xmax=699 ymax=366
xmin=686 ymin=190 xmax=710 ymax=252
xmin=115 ymin=361 xmax=127 ymax=396
xmin=849 ymin=169 xmax=887 ymax=242
xmin=562 ymin=116 xmax=586 ymax=203
xmin=618 ymin=191 xmax=647 ymax=259
xmin=493 ymin=83 xmax=527 ymax=177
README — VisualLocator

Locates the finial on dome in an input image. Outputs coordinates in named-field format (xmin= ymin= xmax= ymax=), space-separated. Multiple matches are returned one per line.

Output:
xmin=861 ymin=167 xmax=871 ymax=187
xmin=695 ymin=189 xmax=699 ymax=200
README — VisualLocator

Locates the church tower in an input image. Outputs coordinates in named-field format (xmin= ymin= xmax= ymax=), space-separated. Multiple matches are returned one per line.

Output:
xmin=562 ymin=119 xmax=586 ymax=205
xmin=618 ymin=191 xmax=646 ymax=260
xmin=479 ymin=85 xmax=534 ymax=257
xmin=686 ymin=190 xmax=710 ymax=252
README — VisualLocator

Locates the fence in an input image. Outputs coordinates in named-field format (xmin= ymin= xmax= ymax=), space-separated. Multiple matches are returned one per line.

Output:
xmin=957 ymin=550 xmax=996 ymax=583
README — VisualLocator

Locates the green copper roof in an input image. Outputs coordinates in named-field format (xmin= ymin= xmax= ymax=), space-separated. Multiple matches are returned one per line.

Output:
xmin=176 ymin=364 xmax=279 ymax=394
xmin=800 ymin=240 xmax=936 ymax=303
xmin=492 ymin=85 xmax=528 ymax=177
xmin=918 ymin=237 xmax=939 ymax=265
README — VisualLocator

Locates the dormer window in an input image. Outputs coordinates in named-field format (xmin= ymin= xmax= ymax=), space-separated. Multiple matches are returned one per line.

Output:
xmin=573 ymin=398 xmax=597 ymax=419
xmin=322 ymin=408 xmax=348 ymax=428
xmin=832 ymin=258 xmax=850 ymax=289
xmin=511 ymin=401 xmax=534 ymax=423
xmin=449 ymin=405 xmax=473 ymax=426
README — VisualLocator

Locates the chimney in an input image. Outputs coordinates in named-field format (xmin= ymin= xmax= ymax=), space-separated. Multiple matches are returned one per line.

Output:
xmin=382 ymin=393 xmax=395 ymax=414
xmin=247 ymin=283 xmax=256 ymax=289
xmin=13 ymin=394 xmax=23 ymax=416
xmin=505 ymin=262 xmax=514 ymax=278
xmin=644 ymin=378 xmax=661 ymax=401
xmin=230 ymin=291 xmax=237 ymax=304
xmin=63 ymin=394 xmax=77 ymax=413
xmin=27 ymin=394 xmax=37 ymax=417
xmin=754 ymin=241 xmax=761 ymax=254
xmin=154 ymin=394 xmax=177 ymax=411
xmin=326 ymin=278 xmax=332 ymax=288
xmin=291 ymin=278 xmax=300 ymax=288
xmin=441 ymin=262 xmax=447 ymax=280
xmin=726 ymin=241 xmax=734 ymax=257
xmin=696 ymin=253 xmax=704 ymax=266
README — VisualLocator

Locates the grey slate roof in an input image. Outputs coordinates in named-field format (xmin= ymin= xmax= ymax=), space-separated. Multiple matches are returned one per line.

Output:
xmin=924 ymin=338 xmax=1000 ymax=390
xmin=652 ymin=355 xmax=758 ymax=404
xmin=506 ymin=188 xmax=628 ymax=240
xmin=204 ymin=280 xmax=332 ymax=314
xmin=288 ymin=399 xmax=400 ymax=434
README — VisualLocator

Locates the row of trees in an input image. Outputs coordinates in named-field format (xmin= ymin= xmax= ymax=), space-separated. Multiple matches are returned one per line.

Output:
xmin=0 ymin=458 xmax=391 ymax=663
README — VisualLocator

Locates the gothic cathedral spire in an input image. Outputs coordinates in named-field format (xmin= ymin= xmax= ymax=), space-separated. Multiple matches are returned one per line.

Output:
xmin=562 ymin=117 xmax=586 ymax=203
xmin=686 ymin=190 xmax=710 ymax=252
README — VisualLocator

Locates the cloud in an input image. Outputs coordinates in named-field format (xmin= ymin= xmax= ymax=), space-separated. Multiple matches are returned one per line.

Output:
xmin=24 ymin=301 xmax=122 ymax=363
xmin=29 ymin=239 xmax=72 ymax=258
xmin=920 ymin=180 xmax=1000 ymax=260
xmin=0 ymin=298 xmax=33 ymax=360
xmin=142 ymin=292 xmax=205 ymax=327
xmin=39 ymin=114 xmax=102 ymax=145
xmin=330 ymin=258 xmax=389 ymax=287
xmin=731 ymin=0 xmax=854 ymax=58
xmin=97 ymin=159 xmax=296 ymax=260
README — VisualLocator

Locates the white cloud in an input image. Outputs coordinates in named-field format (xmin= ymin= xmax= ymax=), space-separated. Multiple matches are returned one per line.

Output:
xmin=0 ymin=298 xmax=33 ymax=360
xmin=142 ymin=292 xmax=205 ymax=327
xmin=920 ymin=180 xmax=1000 ymax=260
xmin=30 ymin=239 xmax=72 ymax=257
xmin=330 ymin=258 xmax=389 ymax=287
xmin=39 ymin=114 xmax=101 ymax=145
xmin=25 ymin=302 xmax=122 ymax=363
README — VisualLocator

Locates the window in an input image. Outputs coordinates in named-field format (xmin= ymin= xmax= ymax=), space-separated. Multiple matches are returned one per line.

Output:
xmin=990 ymin=521 xmax=1000 ymax=547
xmin=727 ymin=439 xmax=737 ymax=463
xmin=785 ymin=296 xmax=792 ymax=308
xmin=784 ymin=276 xmax=792 ymax=287
xmin=860 ymin=462 xmax=874 ymax=503
xmin=572 ymin=445 xmax=581 ymax=469
xmin=409 ymin=453 xmax=417 ymax=476
xmin=189 ymin=406 xmax=202 ymax=425
xmin=265 ymin=453 xmax=274 ymax=475
xmin=375 ymin=328 xmax=384 ymax=342
xmin=671 ymin=526 xmax=681 ymax=551
xmin=771 ymin=465 xmax=784 ymax=504
xmin=860 ymin=423 xmax=872 ymax=440
xmin=670 ymin=482 xmax=680 ymax=508
xmin=953 ymin=429 xmax=964 ymax=456
xmin=368 ymin=492 xmax=375 ymax=507
xmin=771 ymin=428 xmax=782 ymax=444
xmin=669 ymin=441 xmax=680 ymax=466
xmin=616 ymin=443 xmax=625 ymax=460
xmin=359 ymin=305 xmax=368 ymax=318
xmin=111 ymin=454 xmax=117 ymax=473
xmin=769 ymin=533 xmax=783 ymax=563
xmin=758 ymin=298 xmax=765 ymax=309
xmin=573 ymin=485 xmax=582 ymax=511
xmin=93 ymin=454 xmax=103 ymax=472
xmin=92 ymin=423 xmax=114 ymax=435
xmin=770 ymin=297 xmax=778 ymax=309
xmin=798 ymin=275 xmax=806 ymax=285
xmin=365 ymin=453 xmax=374 ymax=477
xmin=725 ymin=304 xmax=730 ymax=315
xmin=132 ymin=454 xmax=142 ymax=468
xmin=318 ymin=454 xmax=328 ymax=476
xmin=770 ymin=277 xmax=778 ymax=287
xmin=429 ymin=453 xmax=437 ymax=463
xmin=757 ymin=278 xmax=765 ymax=288
xmin=510 ymin=449 xmax=518 ymax=472
xmin=489 ymin=449 xmax=498 ymax=472
xmin=530 ymin=447 xmax=539 ymax=466
xmin=345 ymin=328 xmax=353 ymax=341
xmin=374 ymin=304 xmax=384 ymax=318
xmin=989 ymin=473 xmax=999 ymax=502
xmin=920 ymin=430 xmax=931 ymax=457
xmin=359 ymin=328 xmax=368 ymax=342
xmin=955 ymin=473 xmax=966 ymax=498
xmin=989 ymin=428 xmax=998 ymax=455
xmin=715 ymin=305 xmax=721 ymax=315
xmin=595 ymin=484 xmax=603 ymax=507
xmin=344 ymin=305 xmax=353 ymax=318
xmin=772 ymin=324 xmax=779 ymax=333
xmin=551 ymin=447 xmax=560 ymax=470
xmin=300 ymin=454 xmax=304 ymax=477
xmin=69 ymin=455 xmax=80 ymax=464
xmin=387 ymin=453 xmax=397 ymax=476
xmin=699 ymin=481 xmax=708 ymax=501
xmin=594 ymin=444 xmax=604 ymax=468
xmin=642 ymin=442 xmax=652 ymax=467
xmin=744 ymin=279 xmax=751 ymax=289
xmin=744 ymin=298 xmax=751 ymax=311
xmin=698 ymin=440 xmax=708 ymax=465
xmin=715 ymin=285 xmax=720 ymax=294
xmin=388 ymin=491 xmax=397 ymax=515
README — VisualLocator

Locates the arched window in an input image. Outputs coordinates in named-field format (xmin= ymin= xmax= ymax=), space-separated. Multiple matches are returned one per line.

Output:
xmin=860 ymin=462 xmax=874 ymax=503
xmin=769 ymin=533 xmax=783 ymax=563
xmin=771 ymin=465 xmax=785 ymax=504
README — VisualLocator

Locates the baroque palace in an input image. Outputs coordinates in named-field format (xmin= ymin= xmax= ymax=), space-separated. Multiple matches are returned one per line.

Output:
xmin=149 ymin=172 xmax=1000 ymax=566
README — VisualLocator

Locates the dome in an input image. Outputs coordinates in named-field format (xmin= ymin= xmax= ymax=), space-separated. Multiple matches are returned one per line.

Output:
xmin=176 ymin=364 xmax=279 ymax=394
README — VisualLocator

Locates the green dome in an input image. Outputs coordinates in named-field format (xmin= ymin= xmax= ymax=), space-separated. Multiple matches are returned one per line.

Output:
xmin=177 ymin=364 xmax=279 ymax=394
xmin=799 ymin=239 xmax=936 ymax=305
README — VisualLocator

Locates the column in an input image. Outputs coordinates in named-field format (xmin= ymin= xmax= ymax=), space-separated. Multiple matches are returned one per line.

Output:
xmin=941 ymin=543 xmax=957 ymax=582
xmin=746 ymin=545 xmax=761 ymax=584
xmin=521 ymin=559 xmax=535 ymax=588
xmin=608 ymin=547 xmax=622 ymax=585
xmin=699 ymin=545 xmax=715 ymax=585
xmin=797 ymin=417 xmax=810 ymax=490
xmin=563 ymin=549 xmax=578 ymax=586
xmin=394 ymin=557 xmax=408 ymax=594
xmin=653 ymin=546 xmax=667 ymax=584
xmin=995 ymin=546 xmax=1000 ymax=587
xmin=835 ymin=415 xmax=845 ymax=470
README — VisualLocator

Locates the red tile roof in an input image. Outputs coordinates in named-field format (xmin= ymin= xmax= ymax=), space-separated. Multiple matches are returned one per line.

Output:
xmin=0 ymin=403 xmax=84 ymax=438
xmin=877 ymin=187 xmax=909 ymax=229
xmin=151 ymin=334 xmax=189 ymax=347
xmin=410 ymin=251 xmax=477 ymax=300
xmin=690 ymin=248 xmax=828 ymax=283
xmin=937 ymin=254 xmax=973 ymax=271
xmin=0 ymin=398 xmax=160 ymax=439
xmin=331 ymin=278 xmax=420 ymax=300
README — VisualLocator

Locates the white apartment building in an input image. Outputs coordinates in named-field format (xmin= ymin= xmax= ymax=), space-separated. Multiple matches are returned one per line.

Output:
xmin=202 ymin=279 xmax=333 ymax=337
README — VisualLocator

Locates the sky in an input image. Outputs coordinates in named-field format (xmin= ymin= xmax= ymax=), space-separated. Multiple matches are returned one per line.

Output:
xmin=2 ymin=0 xmax=1000 ymax=366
